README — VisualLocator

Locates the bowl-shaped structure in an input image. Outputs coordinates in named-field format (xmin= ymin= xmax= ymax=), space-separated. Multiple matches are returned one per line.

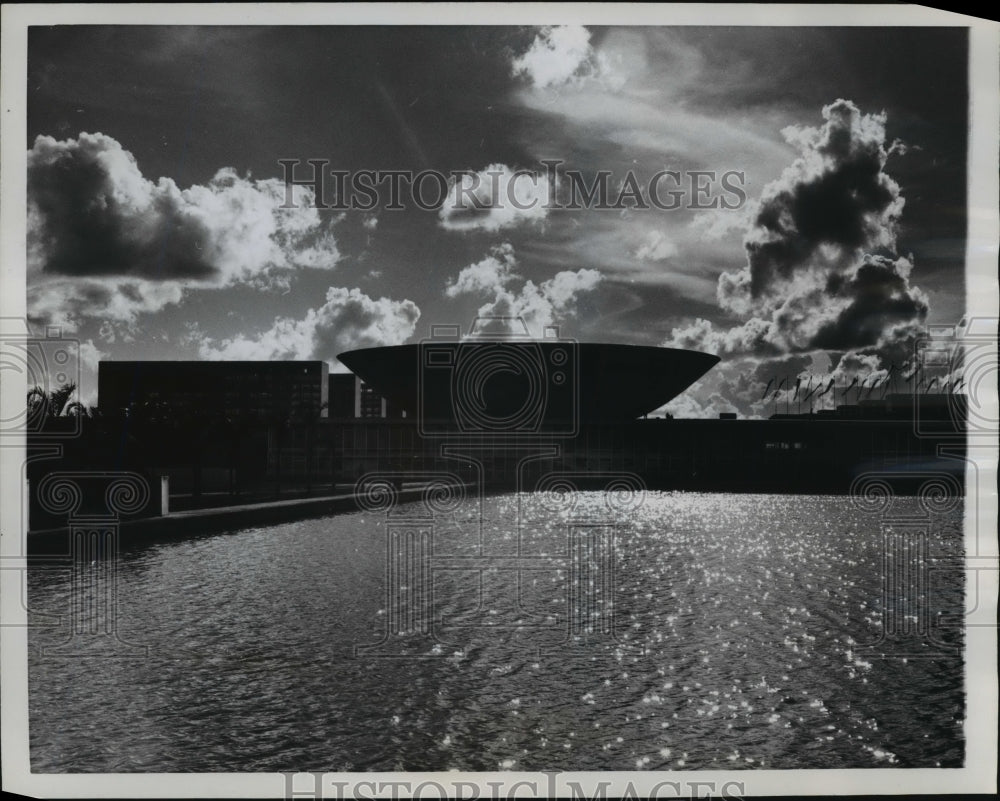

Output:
xmin=338 ymin=342 xmax=718 ymax=433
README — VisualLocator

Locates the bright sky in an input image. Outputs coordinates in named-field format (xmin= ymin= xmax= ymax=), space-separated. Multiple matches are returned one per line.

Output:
xmin=26 ymin=25 xmax=969 ymax=416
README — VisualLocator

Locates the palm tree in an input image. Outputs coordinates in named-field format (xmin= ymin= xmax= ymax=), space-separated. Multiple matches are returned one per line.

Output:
xmin=26 ymin=382 xmax=79 ymax=428
xmin=47 ymin=382 xmax=77 ymax=416
xmin=26 ymin=386 xmax=47 ymax=428
xmin=65 ymin=401 xmax=93 ymax=418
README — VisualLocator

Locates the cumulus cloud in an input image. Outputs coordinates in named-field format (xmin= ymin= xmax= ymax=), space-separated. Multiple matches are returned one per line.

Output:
xmin=445 ymin=242 xmax=519 ymax=297
xmin=659 ymin=353 xmax=827 ymax=420
xmin=198 ymin=287 xmax=419 ymax=366
xmin=510 ymin=25 xmax=625 ymax=93
xmin=662 ymin=100 xmax=932 ymax=417
xmin=511 ymin=25 xmax=595 ymax=89
xmin=665 ymin=316 xmax=778 ymax=358
xmin=727 ymin=99 xmax=905 ymax=307
xmin=445 ymin=244 xmax=602 ymax=334
xmin=811 ymin=254 xmax=928 ymax=348
xmin=438 ymin=163 xmax=551 ymax=232
xmin=27 ymin=132 xmax=340 ymax=329
xmin=666 ymin=101 xmax=927 ymax=359
xmin=634 ymin=230 xmax=678 ymax=262
xmin=669 ymin=252 xmax=928 ymax=360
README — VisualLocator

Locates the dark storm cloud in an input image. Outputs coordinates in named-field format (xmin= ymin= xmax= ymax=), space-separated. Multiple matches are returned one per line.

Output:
xmin=28 ymin=133 xmax=218 ymax=280
xmin=812 ymin=254 xmax=929 ymax=350
xmin=27 ymin=132 xmax=340 ymax=329
xmin=669 ymin=100 xmax=926 ymax=361
xmin=662 ymin=99 xmax=938 ymax=419
xmin=745 ymin=140 xmax=901 ymax=296
xmin=729 ymin=98 xmax=905 ymax=304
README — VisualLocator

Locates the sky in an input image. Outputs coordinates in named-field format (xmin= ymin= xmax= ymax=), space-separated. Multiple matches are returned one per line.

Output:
xmin=26 ymin=25 xmax=970 ymax=416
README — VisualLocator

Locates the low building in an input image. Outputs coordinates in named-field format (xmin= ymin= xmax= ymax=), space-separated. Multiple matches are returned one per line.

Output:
xmin=98 ymin=360 xmax=329 ymax=422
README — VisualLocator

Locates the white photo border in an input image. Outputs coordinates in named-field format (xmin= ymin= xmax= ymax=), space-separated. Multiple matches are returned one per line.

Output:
xmin=1 ymin=4 xmax=997 ymax=798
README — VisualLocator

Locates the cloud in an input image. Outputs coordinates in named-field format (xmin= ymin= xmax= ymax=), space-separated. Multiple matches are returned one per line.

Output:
xmin=540 ymin=268 xmax=603 ymax=311
xmin=445 ymin=244 xmax=602 ymax=334
xmin=28 ymin=278 xmax=186 ymax=335
xmin=438 ymin=164 xmax=551 ymax=232
xmin=665 ymin=316 xmax=778 ymax=357
xmin=634 ymin=230 xmax=678 ymax=262
xmin=687 ymin=204 xmax=755 ymax=243
xmin=511 ymin=25 xmax=596 ymax=89
xmin=661 ymin=389 xmax=738 ymax=420
xmin=445 ymin=242 xmax=518 ymax=297
xmin=730 ymin=99 xmax=905 ymax=305
xmin=77 ymin=339 xmax=104 ymax=406
xmin=658 ymin=352 xmax=822 ymax=420
xmin=666 ymin=100 xmax=927 ymax=356
xmin=478 ymin=270 xmax=602 ymax=334
xmin=27 ymin=132 xmax=340 ymax=329
xmin=668 ymin=252 xmax=928 ymax=360
xmin=198 ymin=287 xmax=420 ymax=366
xmin=662 ymin=100 xmax=931 ymax=417
xmin=511 ymin=29 xmax=794 ymax=179
xmin=811 ymin=254 xmax=928 ymax=351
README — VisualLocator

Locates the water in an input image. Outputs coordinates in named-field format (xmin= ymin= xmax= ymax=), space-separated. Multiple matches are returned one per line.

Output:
xmin=27 ymin=492 xmax=964 ymax=771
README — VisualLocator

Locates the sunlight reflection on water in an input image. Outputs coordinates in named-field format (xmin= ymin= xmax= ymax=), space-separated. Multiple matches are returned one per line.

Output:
xmin=28 ymin=492 xmax=964 ymax=771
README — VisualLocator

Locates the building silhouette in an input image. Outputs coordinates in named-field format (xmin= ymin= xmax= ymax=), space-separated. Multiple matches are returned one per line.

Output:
xmin=328 ymin=373 xmax=405 ymax=420
xmin=98 ymin=361 xmax=329 ymax=422
xmin=61 ymin=355 xmax=965 ymax=519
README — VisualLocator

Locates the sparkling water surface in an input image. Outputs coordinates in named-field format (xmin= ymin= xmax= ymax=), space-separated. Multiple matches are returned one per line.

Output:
xmin=28 ymin=492 xmax=964 ymax=771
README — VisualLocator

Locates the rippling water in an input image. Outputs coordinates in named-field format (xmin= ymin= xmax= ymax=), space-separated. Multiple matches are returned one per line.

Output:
xmin=28 ymin=492 xmax=964 ymax=771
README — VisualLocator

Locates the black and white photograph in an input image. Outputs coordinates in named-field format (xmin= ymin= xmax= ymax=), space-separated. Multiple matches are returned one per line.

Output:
xmin=1 ymin=4 xmax=997 ymax=798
